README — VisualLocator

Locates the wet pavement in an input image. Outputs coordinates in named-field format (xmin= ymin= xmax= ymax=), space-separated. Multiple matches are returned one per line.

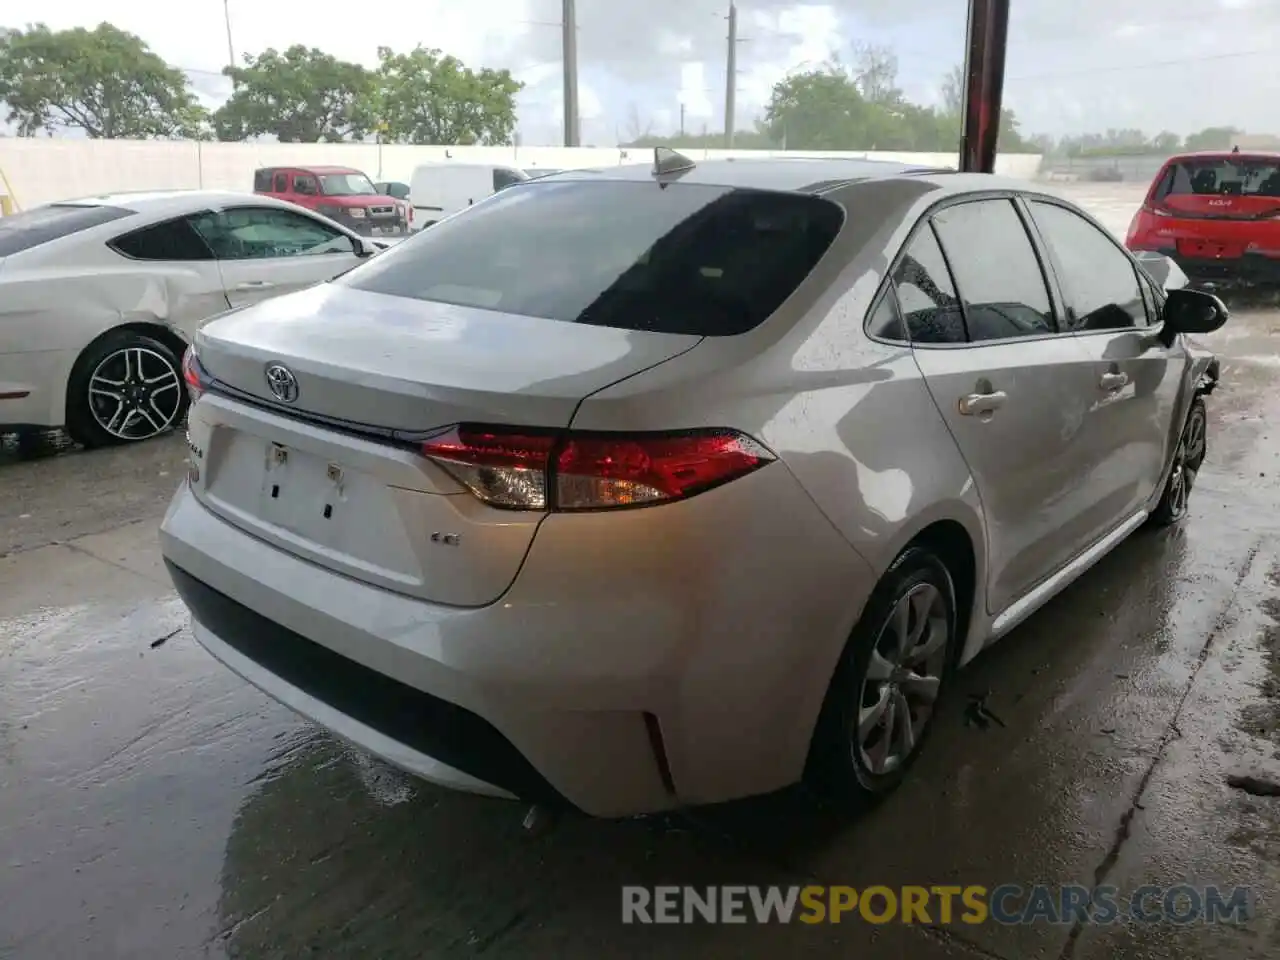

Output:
xmin=2 ymin=185 xmax=1280 ymax=960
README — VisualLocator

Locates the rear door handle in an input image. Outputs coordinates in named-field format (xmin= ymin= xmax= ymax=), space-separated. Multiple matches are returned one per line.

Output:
xmin=1100 ymin=372 xmax=1129 ymax=390
xmin=958 ymin=391 xmax=1007 ymax=416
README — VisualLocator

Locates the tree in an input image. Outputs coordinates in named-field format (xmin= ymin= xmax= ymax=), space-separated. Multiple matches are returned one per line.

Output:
xmin=764 ymin=66 xmax=877 ymax=150
xmin=0 ymin=23 xmax=206 ymax=138
xmin=939 ymin=64 xmax=964 ymax=117
xmin=1185 ymin=126 xmax=1242 ymax=151
xmin=372 ymin=46 xmax=521 ymax=146
xmin=214 ymin=46 xmax=374 ymax=142
xmin=849 ymin=43 xmax=901 ymax=106
xmin=935 ymin=64 xmax=1028 ymax=153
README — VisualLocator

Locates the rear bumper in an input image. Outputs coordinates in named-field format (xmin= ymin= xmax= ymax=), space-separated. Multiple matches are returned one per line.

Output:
xmin=1171 ymin=252 xmax=1280 ymax=288
xmin=158 ymin=463 xmax=873 ymax=817
xmin=165 ymin=559 xmax=556 ymax=804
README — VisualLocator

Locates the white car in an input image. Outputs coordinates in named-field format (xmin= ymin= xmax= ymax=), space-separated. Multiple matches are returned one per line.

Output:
xmin=0 ymin=190 xmax=387 ymax=447
xmin=160 ymin=157 xmax=1225 ymax=818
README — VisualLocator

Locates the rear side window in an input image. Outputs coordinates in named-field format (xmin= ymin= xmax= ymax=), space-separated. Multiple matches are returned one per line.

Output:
xmin=253 ymin=169 xmax=274 ymax=192
xmin=930 ymin=199 xmax=1055 ymax=342
xmin=891 ymin=225 xmax=965 ymax=344
xmin=0 ymin=204 xmax=134 ymax=257
xmin=109 ymin=217 xmax=214 ymax=261
xmin=341 ymin=180 xmax=844 ymax=336
xmin=1156 ymin=156 xmax=1280 ymax=198
xmin=273 ymin=172 xmax=289 ymax=193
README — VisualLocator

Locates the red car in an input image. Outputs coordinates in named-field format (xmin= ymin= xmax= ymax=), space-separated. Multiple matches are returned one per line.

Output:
xmin=1126 ymin=150 xmax=1280 ymax=289
xmin=253 ymin=165 xmax=411 ymax=238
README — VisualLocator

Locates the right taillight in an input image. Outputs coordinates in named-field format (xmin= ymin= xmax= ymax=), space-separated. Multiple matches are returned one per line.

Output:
xmin=182 ymin=346 xmax=209 ymax=403
xmin=419 ymin=424 xmax=775 ymax=511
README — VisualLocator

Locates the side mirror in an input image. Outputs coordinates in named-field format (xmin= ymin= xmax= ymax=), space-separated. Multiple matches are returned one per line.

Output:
xmin=1162 ymin=287 xmax=1228 ymax=336
xmin=354 ymin=237 xmax=376 ymax=258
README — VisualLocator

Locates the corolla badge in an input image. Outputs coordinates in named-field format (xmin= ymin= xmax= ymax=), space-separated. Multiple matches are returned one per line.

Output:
xmin=264 ymin=363 xmax=299 ymax=403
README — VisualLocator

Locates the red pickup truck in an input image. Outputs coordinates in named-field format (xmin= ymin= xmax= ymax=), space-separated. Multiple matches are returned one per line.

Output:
xmin=253 ymin=165 xmax=411 ymax=237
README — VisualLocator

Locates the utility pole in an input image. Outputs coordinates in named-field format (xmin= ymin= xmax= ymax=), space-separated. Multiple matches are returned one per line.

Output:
xmin=562 ymin=0 xmax=581 ymax=147
xmin=679 ymin=103 xmax=686 ymax=138
xmin=223 ymin=0 xmax=236 ymax=69
xmin=724 ymin=3 xmax=738 ymax=149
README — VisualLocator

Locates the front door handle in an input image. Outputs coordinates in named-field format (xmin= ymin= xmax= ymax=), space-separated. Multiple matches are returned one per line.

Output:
xmin=235 ymin=280 xmax=275 ymax=291
xmin=958 ymin=391 xmax=1007 ymax=416
xmin=1100 ymin=372 xmax=1129 ymax=391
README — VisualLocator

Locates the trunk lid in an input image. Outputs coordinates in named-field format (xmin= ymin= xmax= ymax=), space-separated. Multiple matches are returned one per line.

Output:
xmin=196 ymin=283 xmax=700 ymax=432
xmin=189 ymin=283 xmax=700 ymax=606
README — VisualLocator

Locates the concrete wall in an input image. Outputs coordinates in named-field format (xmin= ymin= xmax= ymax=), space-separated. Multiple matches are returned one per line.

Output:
xmin=0 ymin=139 xmax=1044 ymax=210
xmin=1038 ymin=154 xmax=1169 ymax=185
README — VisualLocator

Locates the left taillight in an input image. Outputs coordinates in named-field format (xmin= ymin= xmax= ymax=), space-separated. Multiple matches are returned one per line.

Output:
xmin=182 ymin=346 xmax=209 ymax=403
xmin=419 ymin=425 xmax=776 ymax=512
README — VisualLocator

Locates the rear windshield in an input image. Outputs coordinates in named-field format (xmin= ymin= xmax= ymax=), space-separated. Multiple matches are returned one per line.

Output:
xmin=0 ymin=203 xmax=134 ymax=257
xmin=1156 ymin=157 xmax=1280 ymax=198
xmin=341 ymin=180 xmax=843 ymax=336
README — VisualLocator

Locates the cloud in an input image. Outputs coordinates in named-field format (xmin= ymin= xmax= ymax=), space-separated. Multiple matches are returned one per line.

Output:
xmin=7 ymin=0 xmax=1280 ymax=145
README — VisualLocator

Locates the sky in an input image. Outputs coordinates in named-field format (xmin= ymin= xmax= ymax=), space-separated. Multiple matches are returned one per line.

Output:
xmin=3 ymin=0 xmax=1278 ymax=146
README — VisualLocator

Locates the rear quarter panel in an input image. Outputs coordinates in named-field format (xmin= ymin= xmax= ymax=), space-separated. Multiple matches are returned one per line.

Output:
xmin=0 ymin=241 xmax=228 ymax=423
xmin=572 ymin=176 xmax=989 ymax=660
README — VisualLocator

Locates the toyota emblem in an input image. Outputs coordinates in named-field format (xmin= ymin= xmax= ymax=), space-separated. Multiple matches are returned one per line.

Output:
xmin=264 ymin=363 xmax=299 ymax=403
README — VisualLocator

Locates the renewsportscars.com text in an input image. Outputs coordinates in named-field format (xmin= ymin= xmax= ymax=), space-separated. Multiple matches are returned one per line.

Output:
xmin=621 ymin=884 xmax=1252 ymax=925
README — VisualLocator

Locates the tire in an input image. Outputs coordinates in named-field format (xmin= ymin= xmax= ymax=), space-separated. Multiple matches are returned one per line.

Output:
xmin=806 ymin=546 xmax=958 ymax=812
xmin=65 ymin=331 xmax=188 ymax=449
xmin=1149 ymin=397 xmax=1207 ymax=527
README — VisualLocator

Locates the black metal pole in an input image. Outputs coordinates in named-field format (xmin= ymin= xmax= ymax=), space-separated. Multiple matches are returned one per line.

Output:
xmin=959 ymin=0 xmax=1011 ymax=174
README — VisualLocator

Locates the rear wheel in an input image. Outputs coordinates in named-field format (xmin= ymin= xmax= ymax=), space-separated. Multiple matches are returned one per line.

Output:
xmin=1149 ymin=397 xmax=1207 ymax=527
xmin=66 ymin=332 xmax=187 ymax=449
xmin=806 ymin=546 xmax=958 ymax=811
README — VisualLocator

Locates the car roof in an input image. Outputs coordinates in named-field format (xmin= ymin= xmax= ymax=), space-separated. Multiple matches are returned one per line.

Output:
xmin=1166 ymin=150 xmax=1280 ymax=162
xmin=257 ymin=165 xmax=364 ymax=174
xmin=53 ymin=189 xmax=318 ymax=216
xmin=531 ymin=157 xmax=1037 ymax=196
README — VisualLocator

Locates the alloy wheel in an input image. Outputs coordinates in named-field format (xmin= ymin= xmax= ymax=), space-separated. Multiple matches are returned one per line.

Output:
xmin=88 ymin=346 xmax=183 ymax=441
xmin=854 ymin=582 xmax=950 ymax=775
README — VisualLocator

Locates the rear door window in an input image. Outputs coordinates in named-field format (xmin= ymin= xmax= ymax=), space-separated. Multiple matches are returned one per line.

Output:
xmin=1027 ymin=200 xmax=1147 ymax=331
xmin=341 ymin=180 xmax=844 ymax=336
xmin=930 ymin=199 xmax=1056 ymax=342
xmin=891 ymin=225 xmax=966 ymax=344
xmin=273 ymin=172 xmax=289 ymax=193
xmin=0 ymin=204 xmax=134 ymax=257
xmin=254 ymin=169 xmax=274 ymax=192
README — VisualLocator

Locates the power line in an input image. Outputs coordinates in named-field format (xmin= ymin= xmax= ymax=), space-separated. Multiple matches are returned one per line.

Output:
xmin=1008 ymin=47 xmax=1275 ymax=82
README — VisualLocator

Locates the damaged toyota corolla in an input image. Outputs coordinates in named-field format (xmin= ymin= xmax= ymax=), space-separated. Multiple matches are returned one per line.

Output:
xmin=160 ymin=153 xmax=1227 ymax=819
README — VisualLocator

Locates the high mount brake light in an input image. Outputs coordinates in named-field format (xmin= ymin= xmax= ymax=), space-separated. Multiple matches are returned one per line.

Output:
xmin=420 ymin=425 xmax=776 ymax=511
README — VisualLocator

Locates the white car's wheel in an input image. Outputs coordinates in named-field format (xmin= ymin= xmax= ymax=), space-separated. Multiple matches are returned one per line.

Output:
xmin=66 ymin=332 xmax=188 ymax=448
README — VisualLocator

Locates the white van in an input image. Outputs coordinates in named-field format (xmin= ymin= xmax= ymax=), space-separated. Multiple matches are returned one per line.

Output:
xmin=408 ymin=163 xmax=529 ymax=230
